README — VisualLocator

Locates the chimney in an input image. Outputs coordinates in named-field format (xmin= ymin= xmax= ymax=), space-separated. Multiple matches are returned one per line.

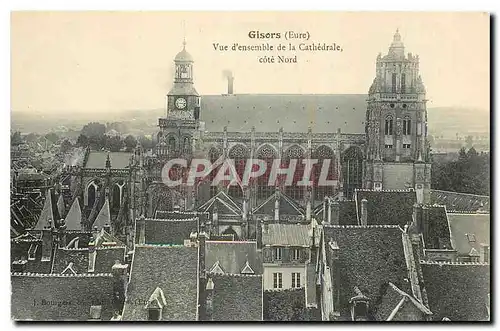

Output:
xmin=198 ymin=231 xmax=207 ymax=280
xmin=12 ymin=260 xmax=27 ymax=273
xmin=136 ymin=215 xmax=146 ymax=245
xmin=223 ymin=70 xmax=234 ymax=95
xmin=205 ymin=277 xmax=215 ymax=321
xmin=306 ymin=199 xmax=312 ymax=222
xmin=331 ymin=200 xmax=340 ymax=225
xmin=360 ymin=199 xmax=368 ymax=226
xmin=111 ymin=261 xmax=129 ymax=317
xmin=328 ymin=241 xmax=341 ymax=313
xmin=412 ymin=203 xmax=423 ymax=234
xmin=212 ymin=204 xmax=219 ymax=231
xmin=242 ymin=198 xmax=248 ymax=222
xmin=104 ymin=223 xmax=111 ymax=234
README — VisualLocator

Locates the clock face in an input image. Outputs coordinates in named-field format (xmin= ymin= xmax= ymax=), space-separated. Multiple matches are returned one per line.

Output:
xmin=175 ymin=97 xmax=187 ymax=109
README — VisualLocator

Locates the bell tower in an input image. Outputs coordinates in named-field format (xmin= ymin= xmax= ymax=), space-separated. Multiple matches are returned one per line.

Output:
xmin=364 ymin=30 xmax=431 ymax=203
xmin=156 ymin=39 xmax=201 ymax=159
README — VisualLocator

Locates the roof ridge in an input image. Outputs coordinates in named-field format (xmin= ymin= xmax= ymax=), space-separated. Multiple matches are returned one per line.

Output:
xmin=95 ymin=245 xmax=127 ymax=250
xmin=447 ymin=210 xmax=490 ymax=214
xmin=430 ymin=189 xmax=490 ymax=198
xmin=135 ymin=244 xmax=189 ymax=248
xmin=144 ymin=217 xmax=198 ymax=222
xmin=58 ymin=247 xmax=88 ymax=251
xmin=355 ymin=188 xmax=415 ymax=193
xmin=208 ymin=272 xmax=262 ymax=278
xmin=323 ymin=224 xmax=402 ymax=229
xmin=420 ymin=260 xmax=489 ymax=266
xmin=11 ymin=272 xmax=113 ymax=277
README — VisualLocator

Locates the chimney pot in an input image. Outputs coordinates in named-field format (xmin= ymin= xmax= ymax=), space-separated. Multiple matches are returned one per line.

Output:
xmin=12 ymin=260 xmax=27 ymax=273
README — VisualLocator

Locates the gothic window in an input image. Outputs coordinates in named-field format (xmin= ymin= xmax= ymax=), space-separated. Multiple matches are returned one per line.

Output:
xmin=392 ymin=73 xmax=397 ymax=93
xmin=283 ymin=145 xmax=305 ymax=201
xmin=87 ymin=182 xmax=98 ymax=207
xmin=257 ymin=145 xmax=277 ymax=200
xmin=342 ymin=147 xmax=363 ymax=199
xmin=403 ymin=117 xmax=411 ymax=135
xmin=168 ymin=136 xmax=176 ymax=154
xmin=384 ymin=117 xmax=394 ymax=135
xmin=183 ymin=137 xmax=191 ymax=154
xmin=228 ymin=144 xmax=250 ymax=199
xmin=208 ymin=148 xmax=222 ymax=198
xmin=312 ymin=146 xmax=336 ymax=200
xmin=401 ymin=73 xmax=406 ymax=93
xmin=112 ymin=184 xmax=121 ymax=211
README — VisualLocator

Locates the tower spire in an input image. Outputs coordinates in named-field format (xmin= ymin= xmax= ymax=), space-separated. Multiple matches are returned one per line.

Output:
xmin=182 ymin=20 xmax=186 ymax=49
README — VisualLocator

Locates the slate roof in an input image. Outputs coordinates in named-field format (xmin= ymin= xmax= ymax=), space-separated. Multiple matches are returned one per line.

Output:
xmin=206 ymin=241 xmax=262 ymax=275
xmin=421 ymin=262 xmax=490 ymax=321
xmin=122 ymin=245 xmax=199 ymax=321
xmin=208 ymin=274 xmax=263 ymax=321
xmin=430 ymin=190 xmax=490 ymax=213
xmin=11 ymin=273 xmax=115 ymax=321
xmin=52 ymin=248 xmax=89 ymax=274
xmin=253 ymin=190 xmax=305 ymax=217
xmin=142 ymin=217 xmax=198 ymax=245
xmin=94 ymin=247 xmax=127 ymax=273
xmin=197 ymin=190 xmax=242 ymax=215
xmin=263 ymin=288 xmax=308 ymax=321
xmin=262 ymin=223 xmax=319 ymax=247
xmin=422 ymin=206 xmax=453 ymax=250
xmin=374 ymin=282 xmax=432 ymax=321
xmin=447 ymin=213 xmax=490 ymax=256
xmin=64 ymin=198 xmax=82 ymax=231
xmin=306 ymin=263 xmax=317 ymax=307
xmin=339 ymin=201 xmax=358 ymax=225
xmin=84 ymin=152 xmax=132 ymax=169
xmin=155 ymin=210 xmax=199 ymax=219
xmin=93 ymin=198 xmax=111 ymax=230
xmin=355 ymin=190 xmax=417 ymax=227
xmin=33 ymin=189 xmax=57 ymax=230
xmin=200 ymin=94 xmax=367 ymax=134
xmin=323 ymin=225 xmax=411 ymax=319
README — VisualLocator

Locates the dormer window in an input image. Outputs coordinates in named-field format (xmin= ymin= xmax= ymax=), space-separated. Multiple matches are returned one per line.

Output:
xmin=292 ymin=248 xmax=300 ymax=260
xmin=275 ymin=247 xmax=283 ymax=261
xmin=148 ymin=308 xmax=161 ymax=321
xmin=28 ymin=243 xmax=38 ymax=260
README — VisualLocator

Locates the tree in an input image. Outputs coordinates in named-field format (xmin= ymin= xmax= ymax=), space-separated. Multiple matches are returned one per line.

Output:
xmin=138 ymin=135 xmax=153 ymax=150
xmin=60 ymin=139 xmax=72 ymax=154
xmin=465 ymin=135 xmax=474 ymax=149
xmin=105 ymin=135 xmax=123 ymax=152
xmin=76 ymin=134 xmax=89 ymax=147
xmin=11 ymin=131 xmax=23 ymax=145
xmin=81 ymin=122 xmax=106 ymax=138
xmin=124 ymin=135 xmax=137 ymax=151
xmin=45 ymin=132 xmax=59 ymax=144
xmin=25 ymin=133 xmax=39 ymax=142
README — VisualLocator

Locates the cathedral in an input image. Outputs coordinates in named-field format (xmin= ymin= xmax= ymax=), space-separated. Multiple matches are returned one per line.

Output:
xmin=56 ymin=30 xmax=433 ymax=245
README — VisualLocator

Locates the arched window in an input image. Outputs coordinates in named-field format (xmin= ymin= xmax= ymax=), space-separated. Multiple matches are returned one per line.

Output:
xmin=183 ymin=137 xmax=191 ymax=154
xmin=228 ymin=145 xmax=249 ymax=199
xmin=392 ymin=73 xmax=397 ymax=93
xmin=168 ymin=136 xmax=176 ymax=154
xmin=208 ymin=147 xmax=222 ymax=198
xmin=312 ymin=146 xmax=337 ymax=200
xmin=403 ymin=117 xmax=411 ymax=135
xmin=401 ymin=73 xmax=406 ymax=93
xmin=87 ymin=182 xmax=98 ymax=207
xmin=284 ymin=145 xmax=305 ymax=201
xmin=112 ymin=184 xmax=121 ymax=211
xmin=342 ymin=147 xmax=363 ymax=199
xmin=257 ymin=145 xmax=277 ymax=200
xmin=384 ymin=116 xmax=394 ymax=135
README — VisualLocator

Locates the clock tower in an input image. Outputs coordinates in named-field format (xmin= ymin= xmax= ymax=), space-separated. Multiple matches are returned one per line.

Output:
xmin=157 ymin=40 xmax=201 ymax=159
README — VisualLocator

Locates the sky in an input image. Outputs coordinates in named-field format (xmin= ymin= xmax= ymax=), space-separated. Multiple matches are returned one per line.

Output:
xmin=11 ymin=11 xmax=490 ymax=113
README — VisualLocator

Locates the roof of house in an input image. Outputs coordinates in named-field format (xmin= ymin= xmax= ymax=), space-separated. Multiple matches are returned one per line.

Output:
xmin=422 ymin=206 xmax=453 ymax=250
xmin=206 ymin=241 xmax=262 ymax=275
xmin=253 ymin=190 xmax=305 ymax=217
xmin=447 ymin=213 xmax=490 ymax=256
xmin=52 ymin=248 xmax=89 ymax=274
xmin=421 ymin=262 xmax=490 ymax=321
xmin=355 ymin=190 xmax=417 ymax=227
xmin=92 ymin=198 xmax=111 ymax=230
xmin=339 ymin=200 xmax=359 ymax=225
xmin=200 ymin=94 xmax=367 ymax=134
xmin=84 ymin=151 xmax=132 ymax=169
xmin=263 ymin=288 xmax=308 ymax=321
xmin=197 ymin=190 xmax=242 ymax=216
xmin=323 ymin=225 xmax=411 ymax=319
xmin=262 ymin=223 xmax=319 ymax=246
xmin=208 ymin=274 xmax=263 ymax=321
xmin=430 ymin=190 xmax=490 ymax=213
xmin=142 ymin=217 xmax=198 ymax=245
xmin=11 ymin=273 xmax=115 ymax=321
xmin=33 ymin=189 xmax=56 ymax=230
xmin=94 ymin=246 xmax=127 ymax=273
xmin=64 ymin=198 xmax=82 ymax=231
xmin=374 ymin=282 xmax=432 ymax=321
xmin=122 ymin=245 xmax=199 ymax=321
